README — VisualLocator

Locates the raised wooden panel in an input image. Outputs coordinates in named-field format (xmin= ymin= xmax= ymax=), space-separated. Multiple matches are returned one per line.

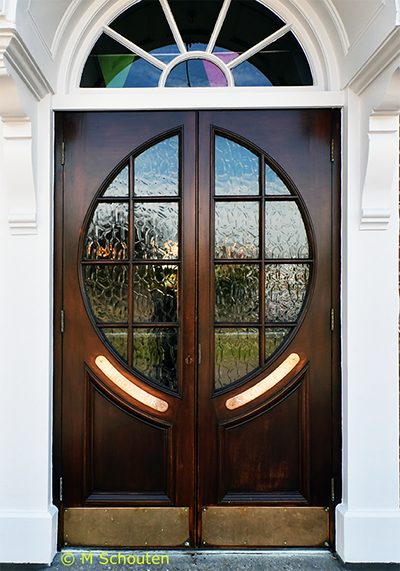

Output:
xmin=219 ymin=374 xmax=309 ymax=503
xmin=85 ymin=378 xmax=173 ymax=502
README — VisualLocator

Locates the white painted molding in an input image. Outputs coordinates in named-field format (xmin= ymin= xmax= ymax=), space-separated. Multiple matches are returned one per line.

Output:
xmin=323 ymin=0 xmax=350 ymax=55
xmin=360 ymin=114 xmax=399 ymax=230
xmin=0 ymin=18 xmax=51 ymax=234
xmin=349 ymin=27 xmax=400 ymax=95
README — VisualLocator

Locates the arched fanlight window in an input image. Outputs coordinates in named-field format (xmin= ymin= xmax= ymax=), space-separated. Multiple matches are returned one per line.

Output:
xmin=81 ymin=0 xmax=312 ymax=87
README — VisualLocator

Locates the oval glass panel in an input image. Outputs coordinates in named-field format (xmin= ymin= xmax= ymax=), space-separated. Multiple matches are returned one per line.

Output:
xmin=213 ymin=135 xmax=312 ymax=391
xmin=82 ymin=134 xmax=181 ymax=392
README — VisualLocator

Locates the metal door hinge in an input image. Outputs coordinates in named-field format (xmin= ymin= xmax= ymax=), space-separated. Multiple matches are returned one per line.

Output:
xmin=61 ymin=309 xmax=65 ymax=333
xmin=331 ymin=477 xmax=335 ymax=502
xmin=198 ymin=344 xmax=202 ymax=365
xmin=330 ymin=308 xmax=335 ymax=331
xmin=59 ymin=476 xmax=63 ymax=502
xmin=61 ymin=141 xmax=65 ymax=165
xmin=330 ymin=139 xmax=335 ymax=162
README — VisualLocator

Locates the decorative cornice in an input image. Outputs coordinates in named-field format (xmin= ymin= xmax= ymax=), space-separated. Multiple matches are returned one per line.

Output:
xmin=349 ymin=27 xmax=400 ymax=95
xmin=0 ymin=17 xmax=49 ymax=234
xmin=360 ymin=113 xmax=399 ymax=230
xmin=0 ymin=17 xmax=53 ymax=100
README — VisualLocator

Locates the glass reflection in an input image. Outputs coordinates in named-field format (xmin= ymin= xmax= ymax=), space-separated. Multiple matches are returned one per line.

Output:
xmin=133 ymin=328 xmax=178 ymax=390
xmin=265 ymin=327 xmax=292 ymax=359
xmin=215 ymin=136 xmax=259 ymax=196
xmin=134 ymin=202 xmax=179 ymax=259
xmin=215 ymin=264 xmax=259 ymax=322
xmin=84 ymin=202 xmax=129 ymax=260
xmin=135 ymin=136 xmax=179 ymax=197
xmin=84 ymin=265 xmax=128 ymax=323
xmin=265 ymin=201 xmax=309 ymax=258
xmin=265 ymin=165 xmax=290 ymax=195
xmin=102 ymin=328 xmax=128 ymax=361
xmin=265 ymin=264 xmax=310 ymax=322
xmin=215 ymin=328 xmax=259 ymax=390
xmin=133 ymin=265 xmax=178 ymax=323
xmin=215 ymin=201 xmax=259 ymax=259
xmin=103 ymin=166 xmax=129 ymax=197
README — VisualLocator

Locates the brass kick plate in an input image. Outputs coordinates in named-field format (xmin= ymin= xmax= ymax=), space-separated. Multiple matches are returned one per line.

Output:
xmin=64 ymin=507 xmax=189 ymax=547
xmin=202 ymin=506 xmax=329 ymax=547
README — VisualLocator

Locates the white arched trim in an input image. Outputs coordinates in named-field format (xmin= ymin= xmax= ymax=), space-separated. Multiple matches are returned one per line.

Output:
xmin=54 ymin=0 xmax=340 ymax=95
xmin=360 ymin=67 xmax=400 ymax=230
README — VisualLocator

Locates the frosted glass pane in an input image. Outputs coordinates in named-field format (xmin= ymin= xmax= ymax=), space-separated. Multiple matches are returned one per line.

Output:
xmin=265 ymin=327 xmax=292 ymax=359
xmin=103 ymin=166 xmax=129 ymax=197
xmin=265 ymin=264 xmax=310 ymax=322
xmin=84 ymin=202 xmax=129 ymax=260
xmin=84 ymin=265 xmax=128 ymax=323
xmin=215 ymin=328 xmax=259 ymax=390
xmin=215 ymin=201 xmax=259 ymax=259
xmin=215 ymin=264 xmax=259 ymax=322
xmin=102 ymin=328 xmax=128 ymax=361
xmin=135 ymin=136 xmax=179 ymax=196
xmin=134 ymin=203 xmax=179 ymax=259
xmin=133 ymin=265 xmax=178 ymax=323
xmin=265 ymin=165 xmax=290 ymax=195
xmin=215 ymin=136 xmax=259 ymax=196
xmin=133 ymin=328 xmax=178 ymax=390
xmin=265 ymin=201 xmax=309 ymax=258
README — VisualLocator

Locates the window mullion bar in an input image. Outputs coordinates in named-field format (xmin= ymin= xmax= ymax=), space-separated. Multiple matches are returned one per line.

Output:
xmin=227 ymin=23 xmax=292 ymax=70
xmin=103 ymin=26 xmax=167 ymax=71
xmin=206 ymin=0 xmax=232 ymax=54
xmin=260 ymin=155 xmax=266 ymax=367
xmin=128 ymin=156 xmax=134 ymax=367
xmin=159 ymin=0 xmax=187 ymax=54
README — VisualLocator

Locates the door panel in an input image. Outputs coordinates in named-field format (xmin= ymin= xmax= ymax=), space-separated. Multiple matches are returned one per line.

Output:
xmin=55 ymin=110 xmax=339 ymax=549
xmin=197 ymin=112 xmax=333 ymax=544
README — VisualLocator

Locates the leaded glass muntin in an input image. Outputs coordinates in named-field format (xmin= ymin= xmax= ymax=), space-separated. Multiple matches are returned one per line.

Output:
xmin=79 ymin=130 xmax=183 ymax=395
xmin=212 ymin=129 xmax=314 ymax=394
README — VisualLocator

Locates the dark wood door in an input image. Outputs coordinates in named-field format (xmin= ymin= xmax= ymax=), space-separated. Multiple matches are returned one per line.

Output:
xmin=54 ymin=110 xmax=340 ymax=549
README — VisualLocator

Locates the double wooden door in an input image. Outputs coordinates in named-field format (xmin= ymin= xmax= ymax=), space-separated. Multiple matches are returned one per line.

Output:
xmin=54 ymin=110 xmax=340 ymax=549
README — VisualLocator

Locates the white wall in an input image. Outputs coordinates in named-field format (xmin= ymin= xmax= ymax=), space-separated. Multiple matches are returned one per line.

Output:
xmin=336 ymin=62 xmax=400 ymax=562
xmin=0 ymin=78 xmax=57 ymax=562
